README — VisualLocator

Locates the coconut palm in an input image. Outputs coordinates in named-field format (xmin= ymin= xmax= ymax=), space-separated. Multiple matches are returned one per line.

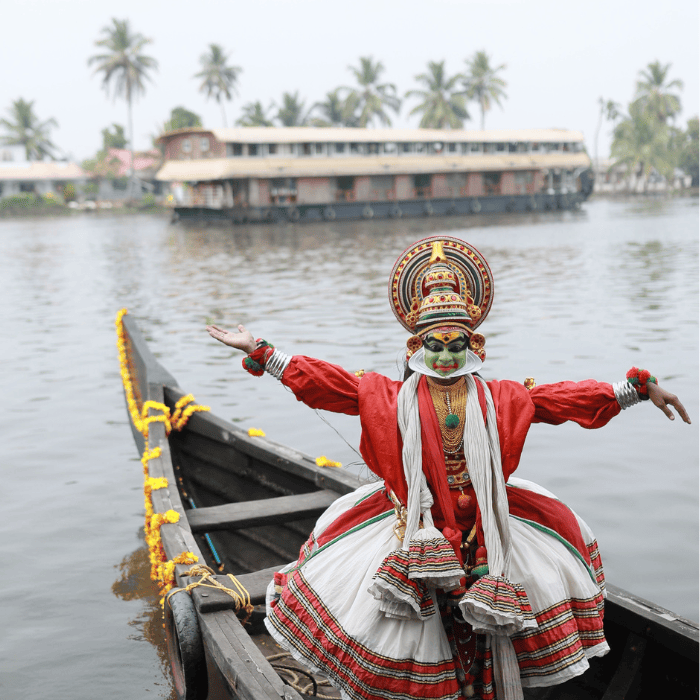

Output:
xmin=462 ymin=51 xmax=507 ymax=130
xmin=594 ymin=98 xmax=621 ymax=167
xmin=276 ymin=92 xmax=310 ymax=127
xmin=346 ymin=57 xmax=401 ymax=127
xmin=0 ymin=98 xmax=59 ymax=160
xmin=633 ymin=61 xmax=683 ymax=124
xmin=310 ymin=89 xmax=359 ymax=127
xmin=405 ymin=61 xmax=469 ymax=129
xmin=611 ymin=101 xmax=677 ymax=191
xmin=195 ymin=44 xmax=241 ymax=127
xmin=236 ymin=101 xmax=275 ymax=127
xmin=88 ymin=18 xmax=158 ymax=198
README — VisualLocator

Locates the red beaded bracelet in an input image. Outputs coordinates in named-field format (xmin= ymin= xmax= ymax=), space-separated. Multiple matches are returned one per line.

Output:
xmin=242 ymin=339 xmax=274 ymax=377
xmin=625 ymin=367 xmax=657 ymax=400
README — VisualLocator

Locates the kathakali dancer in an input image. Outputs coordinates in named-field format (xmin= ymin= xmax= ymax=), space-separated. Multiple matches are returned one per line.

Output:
xmin=206 ymin=235 xmax=689 ymax=700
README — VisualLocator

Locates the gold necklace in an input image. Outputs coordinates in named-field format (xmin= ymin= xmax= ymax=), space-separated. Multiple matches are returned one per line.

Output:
xmin=427 ymin=378 xmax=467 ymax=454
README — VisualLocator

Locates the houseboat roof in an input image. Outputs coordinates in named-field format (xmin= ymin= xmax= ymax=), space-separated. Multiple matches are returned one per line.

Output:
xmin=158 ymin=126 xmax=585 ymax=145
xmin=0 ymin=161 xmax=85 ymax=181
xmin=156 ymin=152 xmax=590 ymax=182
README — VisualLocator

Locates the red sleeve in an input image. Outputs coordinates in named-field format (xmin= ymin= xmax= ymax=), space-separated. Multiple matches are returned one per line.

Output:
xmin=529 ymin=380 xmax=621 ymax=428
xmin=281 ymin=355 xmax=361 ymax=415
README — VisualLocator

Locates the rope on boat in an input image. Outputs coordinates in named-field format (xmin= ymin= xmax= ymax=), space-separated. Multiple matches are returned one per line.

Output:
xmin=165 ymin=564 xmax=255 ymax=624
xmin=265 ymin=652 xmax=338 ymax=699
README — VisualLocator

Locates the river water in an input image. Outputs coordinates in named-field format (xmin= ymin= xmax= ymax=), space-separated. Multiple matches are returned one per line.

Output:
xmin=1 ymin=197 xmax=697 ymax=699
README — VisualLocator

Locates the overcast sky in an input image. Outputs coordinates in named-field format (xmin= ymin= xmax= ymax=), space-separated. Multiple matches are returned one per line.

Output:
xmin=2 ymin=0 xmax=697 ymax=162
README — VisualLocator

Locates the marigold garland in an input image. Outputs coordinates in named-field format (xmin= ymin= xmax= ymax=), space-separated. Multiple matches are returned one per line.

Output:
xmin=116 ymin=308 xmax=210 ymax=595
xmin=248 ymin=427 xmax=266 ymax=437
xmin=315 ymin=455 xmax=342 ymax=468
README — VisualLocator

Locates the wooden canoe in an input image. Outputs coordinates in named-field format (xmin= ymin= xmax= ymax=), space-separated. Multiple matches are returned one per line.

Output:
xmin=119 ymin=313 xmax=698 ymax=700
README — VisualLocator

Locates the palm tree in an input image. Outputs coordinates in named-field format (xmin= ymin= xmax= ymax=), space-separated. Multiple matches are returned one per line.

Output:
xmin=195 ymin=44 xmax=241 ymax=127
xmin=236 ymin=101 xmax=275 ymax=127
xmin=310 ymin=89 xmax=359 ymax=127
xmin=594 ymin=98 xmax=621 ymax=167
xmin=346 ymin=57 xmax=401 ymax=127
xmin=633 ymin=61 xmax=683 ymax=124
xmin=276 ymin=92 xmax=309 ymax=127
xmin=462 ymin=50 xmax=507 ymax=130
xmin=0 ymin=98 xmax=58 ymax=160
xmin=405 ymin=61 xmax=469 ymax=129
xmin=611 ymin=101 xmax=677 ymax=191
xmin=88 ymin=18 xmax=158 ymax=199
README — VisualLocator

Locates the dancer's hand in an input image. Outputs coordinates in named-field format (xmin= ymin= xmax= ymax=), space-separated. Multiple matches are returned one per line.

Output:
xmin=206 ymin=324 xmax=256 ymax=354
xmin=647 ymin=383 xmax=691 ymax=423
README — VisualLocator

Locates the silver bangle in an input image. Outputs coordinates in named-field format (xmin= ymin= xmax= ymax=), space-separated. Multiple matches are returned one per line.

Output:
xmin=265 ymin=348 xmax=291 ymax=380
xmin=613 ymin=381 xmax=642 ymax=410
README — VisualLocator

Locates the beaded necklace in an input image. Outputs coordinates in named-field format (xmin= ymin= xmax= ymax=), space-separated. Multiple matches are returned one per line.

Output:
xmin=426 ymin=377 xmax=467 ymax=454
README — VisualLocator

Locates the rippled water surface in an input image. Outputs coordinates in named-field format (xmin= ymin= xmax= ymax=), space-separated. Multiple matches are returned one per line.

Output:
xmin=2 ymin=198 xmax=697 ymax=698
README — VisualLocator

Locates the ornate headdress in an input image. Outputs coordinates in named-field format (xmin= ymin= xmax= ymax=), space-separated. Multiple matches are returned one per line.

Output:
xmin=389 ymin=236 xmax=494 ymax=360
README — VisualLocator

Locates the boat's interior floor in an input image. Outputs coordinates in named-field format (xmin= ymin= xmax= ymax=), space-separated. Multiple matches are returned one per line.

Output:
xmin=252 ymin=634 xmax=341 ymax=699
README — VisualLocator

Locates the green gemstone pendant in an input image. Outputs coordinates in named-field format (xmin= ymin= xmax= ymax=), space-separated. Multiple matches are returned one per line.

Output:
xmin=445 ymin=414 xmax=460 ymax=429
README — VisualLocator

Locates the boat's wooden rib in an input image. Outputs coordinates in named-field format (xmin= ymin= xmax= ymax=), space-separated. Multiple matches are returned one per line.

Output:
xmin=120 ymin=312 xmax=699 ymax=700
xmin=187 ymin=490 xmax=340 ymax=533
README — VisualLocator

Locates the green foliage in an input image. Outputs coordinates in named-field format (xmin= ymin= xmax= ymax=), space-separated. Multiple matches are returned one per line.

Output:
xmin=83 ymin=181 xmax=99 ymax=199
xmin=0 ymin=98 xmax=59 ymax=160
xmin=163 ymin=106 xmax=202 ymax=132
xmin=0 ymin=193 xmax=40 ymax=211
xmin=462 ymin=51 xmax=507 ymax=130
xmin=141 ymin=192 xmax=156 ymax=208
xmin=633 ymin=61 xmax=683 ymax=124
xmin=236 ymin=101 xmax=275 ymax=127
xmin=310 ymin=89 xmax=359 ymax=127
xmin=276 ymin=92 xmax=309 ymax=127
xmin=62 ymin=183 xmax=76 ymax=202
xmin=679 ymin=117 xmax=699 ymax=185
xmin=42 ymin=191 xmax=62 ymax=206
xmin=101 ymin=123 xmax=127 ymax=150
xmin=345 ymin=56 xmax=401 ymax=127
xmin=406 ymin=61 xmax=469 ymax=129
xmin=195 ymin=44 xmax=241 ymax=127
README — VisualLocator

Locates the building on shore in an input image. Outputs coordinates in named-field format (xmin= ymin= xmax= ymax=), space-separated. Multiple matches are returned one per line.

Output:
xmin=155 ymin=127 xmax=594 ymax=223
xmin=0 ymin=146 xmax=86 ymax=198
xmin=592 ymin=158 xmax=693 ymax=194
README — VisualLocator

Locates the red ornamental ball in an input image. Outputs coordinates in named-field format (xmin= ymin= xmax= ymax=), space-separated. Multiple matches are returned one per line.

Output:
xmin=475 ymin=546 xmax=487 ymax=563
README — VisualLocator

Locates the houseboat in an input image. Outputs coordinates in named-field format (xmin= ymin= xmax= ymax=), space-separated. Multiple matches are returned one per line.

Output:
xmin=156 ymin=127 xmax=594 ymax=224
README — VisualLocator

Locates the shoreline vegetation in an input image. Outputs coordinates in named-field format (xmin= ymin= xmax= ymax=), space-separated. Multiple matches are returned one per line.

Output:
xmin=1 ymin=189 xmax=696 ymax=220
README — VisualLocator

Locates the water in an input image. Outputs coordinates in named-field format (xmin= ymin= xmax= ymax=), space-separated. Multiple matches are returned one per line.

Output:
xmin=1 ymin=198 xmax=697 ymax=699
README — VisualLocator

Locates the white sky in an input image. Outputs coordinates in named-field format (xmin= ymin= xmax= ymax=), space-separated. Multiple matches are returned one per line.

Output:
xmin=2 ymin=0 xmax=698 ymax=162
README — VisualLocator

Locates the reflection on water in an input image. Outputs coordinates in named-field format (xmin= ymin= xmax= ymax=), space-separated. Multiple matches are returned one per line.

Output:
xmin=112 ymin=538 xmax=176 ymax=700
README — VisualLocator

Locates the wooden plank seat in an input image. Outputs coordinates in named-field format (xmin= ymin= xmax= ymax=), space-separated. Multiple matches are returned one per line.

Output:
xmin=186 ymin=489 xmax=339 ymax=533
xmin=186 ymin=565 xmax=280 ymax=613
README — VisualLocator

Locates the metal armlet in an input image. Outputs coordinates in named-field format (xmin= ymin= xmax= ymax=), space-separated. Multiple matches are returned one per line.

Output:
xmin=265 ymin=349 xmax=291 ymax=380
xmin=613 ymin=380 xmax=642 ymax=410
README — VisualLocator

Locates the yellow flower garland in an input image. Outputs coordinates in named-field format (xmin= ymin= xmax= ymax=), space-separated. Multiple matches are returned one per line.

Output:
xmin=116 ymin=308 xmax=209 ymax=595
xmin=315 ymin=455 xmax=342 ymax=468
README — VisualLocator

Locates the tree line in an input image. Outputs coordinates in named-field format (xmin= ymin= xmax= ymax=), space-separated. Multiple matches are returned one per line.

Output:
xmin=0 ymin=16 xmax=697 ymax=191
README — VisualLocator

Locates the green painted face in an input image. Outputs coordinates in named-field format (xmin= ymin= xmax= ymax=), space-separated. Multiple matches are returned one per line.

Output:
xmin=423 ymin=331 xmax=469 ymax=377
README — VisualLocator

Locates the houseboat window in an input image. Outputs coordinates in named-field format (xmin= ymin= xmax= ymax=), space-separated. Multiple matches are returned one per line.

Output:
xmin=229 ymin=143 xmax=243 ymax=157
xmin=447 ymin=143 xmax=457 ymax=153
xmin=430 ymin=142 xmax=443 ymax=154
xmin=402 ymin=143 xmax=412 ymax=153
xmin=415 ymin=143 xmax=426 ymax=154
xmin=563 ymin=143 xmax=571 ymax=152
xmin=508 ymin=143 xmax=517 ymax=153
xmin=484 ymin=143 xmax=495 ymax=154
xmin=530 ymin=142 xmax=541 ymax=152
xmin=350 ymin=143 xmax=365 ymax=155
xmin=315 ymin=143 xmax=324 ymax=155
xmin=383 ymin=142 xmax=397 ymax=154
xmin=496 ymin=143 xmax=506 ymax=152
xmin=544 ymin=143 xmax=557 ymax=153
xmin=268 ymin=143 xmax=277 ymax=155
xmin=484 ymin=172 xmax=501 ymax=193
xmin=572 ymin=142 xmax=583 ymax=153
xmin=517 ymin=143 xmax=527 ymax=153
xmin=413 ymin=173 xmax=432 ymax=196
xmin=200 ymin=138 xmax=210 ymax=152
xmin=469 ymin=143 xmax=481 ymax=153
xmin=368 ymin=143 xmax=379 ymax=155
xmin=248 ymin=144 xmax=259 ymax=156
xmin=335 ymin=142 xmax=346 ymax=153
xmin=182 ymin=139 xmax=192 ymax=153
